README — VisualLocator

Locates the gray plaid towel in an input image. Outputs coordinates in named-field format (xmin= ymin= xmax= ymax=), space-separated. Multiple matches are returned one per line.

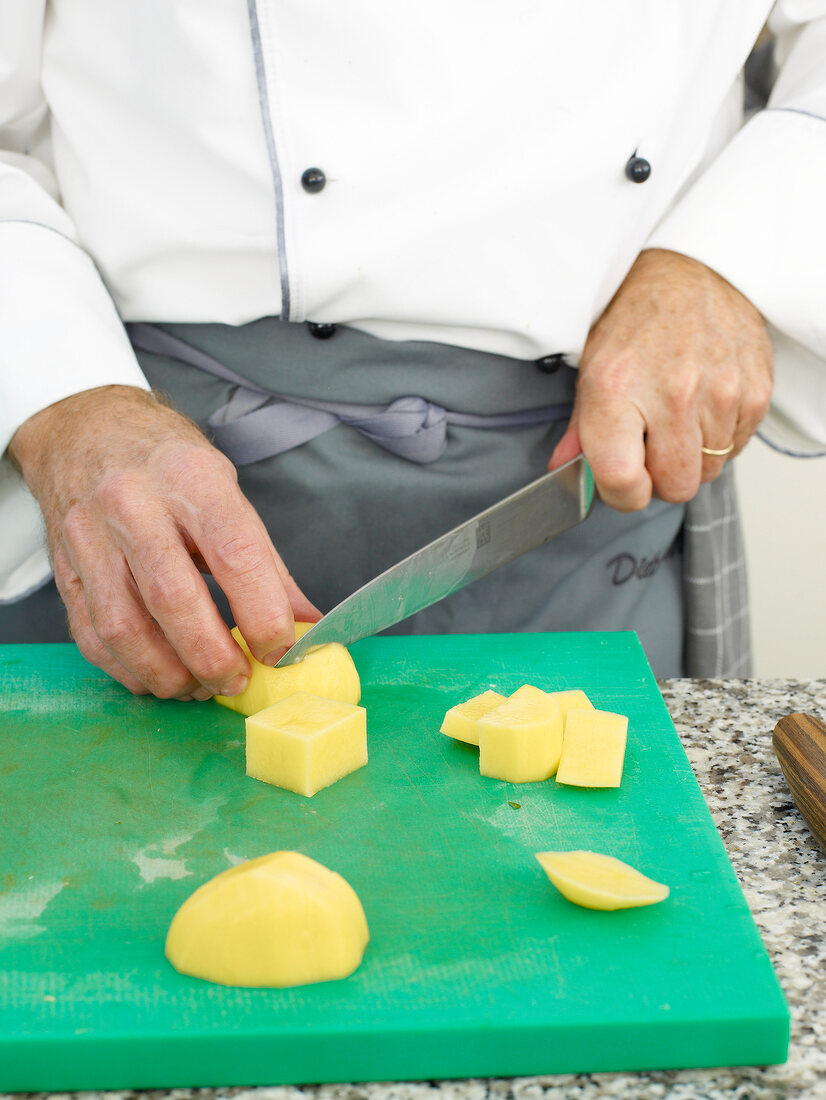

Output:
xmin=682 ymin=463 xmax=751 ymax=677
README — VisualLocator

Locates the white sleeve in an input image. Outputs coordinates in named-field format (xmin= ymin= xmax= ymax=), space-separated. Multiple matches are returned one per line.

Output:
xmin=0 ymin=2 xmax=150 ymax=602
xmin=646 ymin=4 xmax=826 ymax=457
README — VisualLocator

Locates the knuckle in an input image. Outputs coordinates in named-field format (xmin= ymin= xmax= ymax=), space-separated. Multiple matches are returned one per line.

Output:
xmin=240 ymin=611 xmax=295 ymax=657
xmin=94 ymin=470 xmax=143 ymax=521
xmin=185 ymin=638 xmax=244 ymax=689
xmin=142 ymin=564 xmax=200 ymax=614
xmin=656 ymin=479 xmax=698 ymax=504
xmin=93 ymin=610 xmax=146 ymax=653
xmin=648 ymin=457 xmax=696 ymax=505
xmin=601 ymin=485 xmax=651 ymax=513
xmin=141 ymin=669 xmax=197 ymax=700
xmin=661 ymin=365 xmax=699 ymax=417
xmin=709 ymin=369 xmax=741 ymax=417
xmin=745 ymin=376 xmax=773 ymax=422
xmin=69 ymin=619 xmax=105 ymax=663
xmin=164 ymin=443 xmax=237 ymax=496
xmin=210 ymin=533 xmax=268 ymax=580
xmin=118 ymin=677 xmax=152 ymax=698
xmin=591 ymin=453 xmax=640 ymax=495
xmin=124 ymin=645 xmax=199 ymax=699
xmin=581 ymin=352 xmax=639 ymax=402
xmin=61 ymin=506 xmax=94 ymax=553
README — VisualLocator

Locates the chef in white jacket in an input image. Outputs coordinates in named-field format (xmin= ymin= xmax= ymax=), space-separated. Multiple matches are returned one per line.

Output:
xmin=1 ymin=2 xmax=825 ymax=697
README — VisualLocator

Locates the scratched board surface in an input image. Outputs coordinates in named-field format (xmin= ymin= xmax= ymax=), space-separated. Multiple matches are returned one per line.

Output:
xmin=0 ymin=635 xmax=788 ymax=1091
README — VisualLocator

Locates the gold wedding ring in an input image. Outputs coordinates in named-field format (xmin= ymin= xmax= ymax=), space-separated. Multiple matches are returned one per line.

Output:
xmin=701 ymin=440 xmax=735 ymax=457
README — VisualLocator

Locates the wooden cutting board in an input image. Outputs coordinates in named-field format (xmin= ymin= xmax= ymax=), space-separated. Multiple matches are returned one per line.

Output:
xmin=0 ymin=633 xmax=788 ymax=1091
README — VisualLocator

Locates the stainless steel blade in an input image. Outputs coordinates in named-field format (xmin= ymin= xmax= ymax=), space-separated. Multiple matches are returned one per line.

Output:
xmin=275 ymin=453 xmax=595 ymax=666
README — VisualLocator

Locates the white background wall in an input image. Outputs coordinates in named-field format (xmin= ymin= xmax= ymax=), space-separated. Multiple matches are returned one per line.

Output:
xmin=736 ymin=438 xmax=825 ymax=679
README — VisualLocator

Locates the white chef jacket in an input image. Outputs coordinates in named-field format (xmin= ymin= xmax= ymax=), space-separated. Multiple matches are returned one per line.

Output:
xmin=1 ymin=1 xmax=826 ymax=601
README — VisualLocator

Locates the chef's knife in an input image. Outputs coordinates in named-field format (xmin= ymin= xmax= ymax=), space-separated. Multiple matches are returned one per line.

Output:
xmin=275 ymin=453 xmax=594 ymax=666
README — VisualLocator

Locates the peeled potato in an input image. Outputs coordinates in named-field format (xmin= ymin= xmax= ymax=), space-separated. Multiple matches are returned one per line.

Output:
xmin=440 ymin=689 xmax=507 ymax=746
xmin=215 ymin=625 xmax=361 ymax=716
xmin=555 ymin=708 xmax=628 ymax=788
xmin=535 ymin=850 xmax=669 ymax=910
xmin=547 ymin=689 xmax=594 ymax=724
xmin=165 ymin=850 xmax=369 ymax=987
xmin=478 ymin=684 xmax=563 ymax=783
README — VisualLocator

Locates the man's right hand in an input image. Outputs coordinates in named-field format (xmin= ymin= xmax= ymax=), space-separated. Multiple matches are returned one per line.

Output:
xmin=9 ymin=385 xmax=321 ymax=700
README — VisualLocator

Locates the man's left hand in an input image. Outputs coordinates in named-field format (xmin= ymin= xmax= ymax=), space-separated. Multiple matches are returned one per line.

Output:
xmin=549 ymin=248 xmax=774 ymax=511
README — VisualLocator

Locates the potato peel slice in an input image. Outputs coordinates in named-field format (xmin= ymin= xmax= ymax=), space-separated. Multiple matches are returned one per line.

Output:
xmin=536 ymin=850 xmax=669 ymax=910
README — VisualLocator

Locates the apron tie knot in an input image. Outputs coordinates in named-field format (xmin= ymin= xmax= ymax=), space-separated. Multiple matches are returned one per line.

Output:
xmin=127 ymin=322 xmax=571 ymax=467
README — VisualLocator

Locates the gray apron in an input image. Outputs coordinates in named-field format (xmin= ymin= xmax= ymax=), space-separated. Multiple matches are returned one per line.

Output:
xmin=0 ymin=318 xmax=751 ymax=678
xmin=130 ymin=319 xmax=690 ymax=677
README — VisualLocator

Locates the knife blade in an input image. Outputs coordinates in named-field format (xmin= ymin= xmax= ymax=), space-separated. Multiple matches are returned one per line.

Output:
xmin=275 ymin=453 xmax=595 ymax=666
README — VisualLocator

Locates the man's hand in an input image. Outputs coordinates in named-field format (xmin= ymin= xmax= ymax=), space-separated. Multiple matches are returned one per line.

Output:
xmin=549 ymin=249 xmax=774 ymax=511
xmin=9 ymin=385 xmax=320 ymax=700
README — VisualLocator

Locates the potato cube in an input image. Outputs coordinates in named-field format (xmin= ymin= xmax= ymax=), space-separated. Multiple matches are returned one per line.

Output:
xmin=547 ymin=689 xmax=594 ymax=726
xmin=440 ymin=689 xmax=507 ymax=746
xmin=555 ymin=707 xmax=628 ymax=787
xmin=245 ymin=691 xmax=367 ymax=797
xmin=478 ymin=684 xmax=563 ymax=783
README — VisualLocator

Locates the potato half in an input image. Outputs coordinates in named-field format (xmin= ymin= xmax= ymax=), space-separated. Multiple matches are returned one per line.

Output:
xmin=165 ymin=850 xmax=369 ymax=987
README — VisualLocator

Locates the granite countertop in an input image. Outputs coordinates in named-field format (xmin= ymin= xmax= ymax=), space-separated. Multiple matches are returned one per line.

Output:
xmin=11 ymin=678 xmax=826 ymax=1100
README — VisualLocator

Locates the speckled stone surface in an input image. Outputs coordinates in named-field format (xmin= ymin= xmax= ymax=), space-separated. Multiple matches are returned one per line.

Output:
xmin=9 ymin=679 xmax=826 ymax=1100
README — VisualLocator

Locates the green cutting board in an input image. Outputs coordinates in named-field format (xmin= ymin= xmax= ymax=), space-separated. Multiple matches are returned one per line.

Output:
xmin=0 ymin=634 xmax=788 ymax=1091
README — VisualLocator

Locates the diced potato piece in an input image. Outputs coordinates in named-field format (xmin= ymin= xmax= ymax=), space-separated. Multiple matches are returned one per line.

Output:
xmin=245 ymin=691 xmax=367 ymax=797
xmin=547 ymin=689 xmax=594 ymax=726
xmin=478 ymin=684 xmax=563 ymax=783
xmin=215 ymin=626 xmax=360 ymax=716
xmin=165 ymin=850 xmax=369 ymax=986
xmin=555 ymin=707 xmax=628 ymax=787
xmin=535 ymin=850 xmax=669 ymax=910
xmin=440 ymin=689 xmax=507 ymax=746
